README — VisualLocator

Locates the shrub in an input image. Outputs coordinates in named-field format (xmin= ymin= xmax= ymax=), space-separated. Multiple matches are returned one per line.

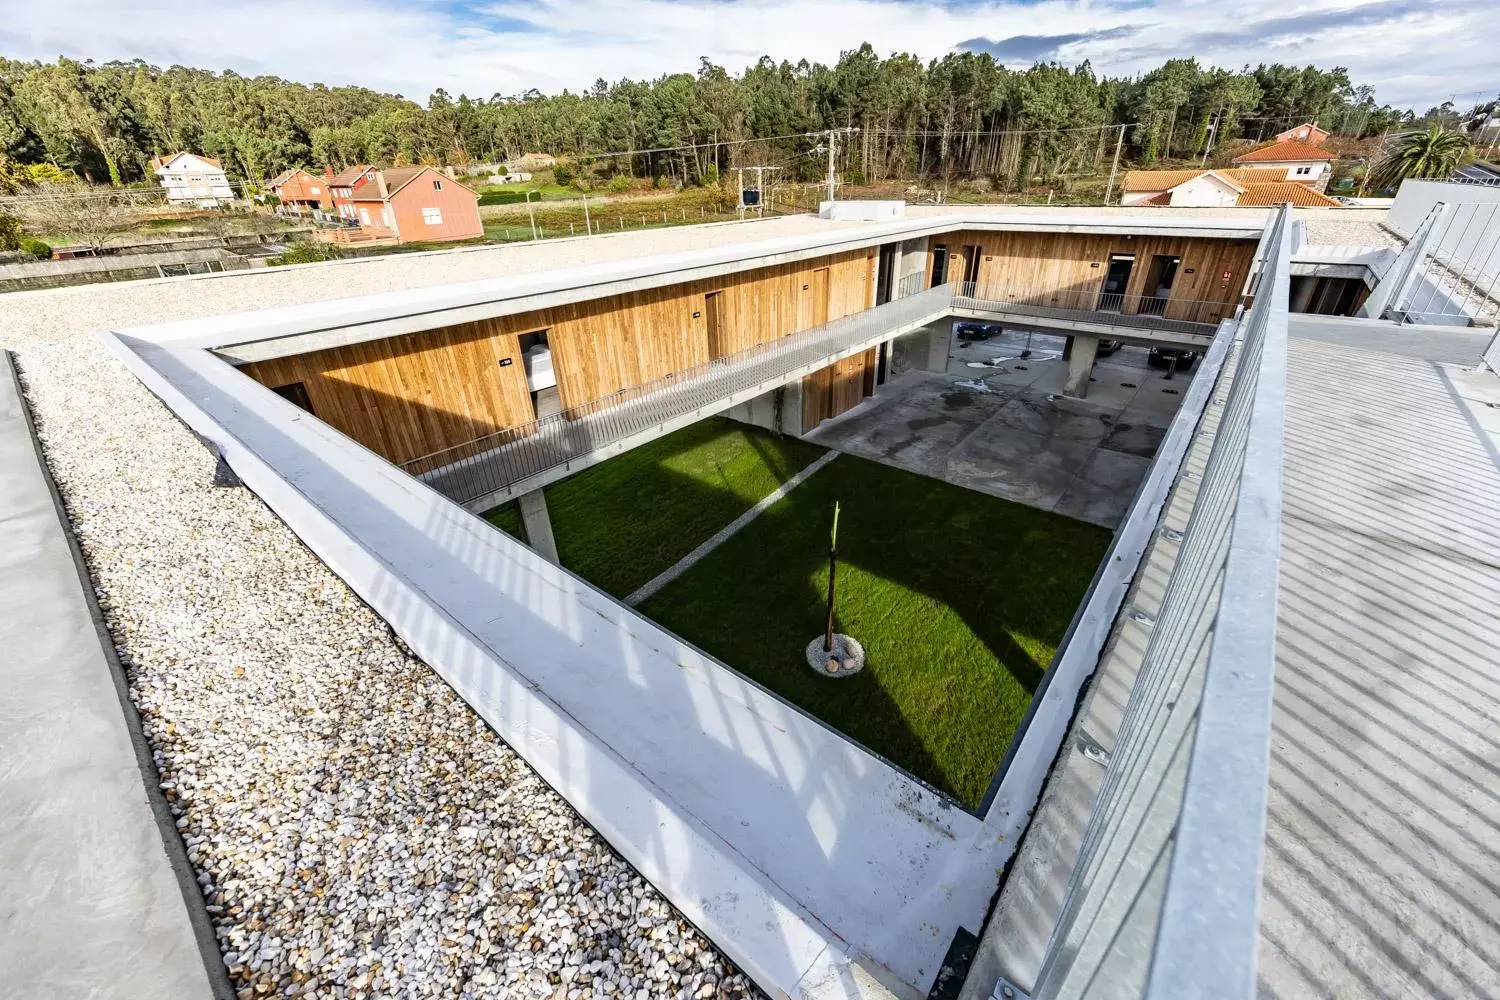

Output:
xmin=607 ymin=174 xmax=632 ymax=194
xmin=269 ymin=240 xmax=343 ymax=266
xmin=552 ymin=162 xmax=574 ymax=186
xmin=701 ymin=164 xmax=720 ymax=188
xmin=0 ymin=213 xmax=20 ymax=252
xmin=19 ymin=237 xmax=52 ymax=259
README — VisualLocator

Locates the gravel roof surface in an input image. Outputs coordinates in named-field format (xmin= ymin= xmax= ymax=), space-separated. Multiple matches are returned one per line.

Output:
xmin=1301 ymin=218 xmax=1405 ymax=247
xmin=5 ymin=329 xmax=763 ymax=999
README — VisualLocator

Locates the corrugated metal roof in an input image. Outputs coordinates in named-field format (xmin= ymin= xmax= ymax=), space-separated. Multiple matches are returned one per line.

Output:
xmin=1233 ymin=140 xmax=1337 ymax=162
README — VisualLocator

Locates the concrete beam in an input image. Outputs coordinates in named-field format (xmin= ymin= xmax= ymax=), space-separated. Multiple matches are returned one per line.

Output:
xmin=148 ymin=213 xmax=1264 ymax=365
xmin=1063 ymin=334 xmax=1099 ymax=398
xmin=949 ymin=306 xmax=1213 ymax=350
xmin=516 ymin=489 xmax=559 ymax=564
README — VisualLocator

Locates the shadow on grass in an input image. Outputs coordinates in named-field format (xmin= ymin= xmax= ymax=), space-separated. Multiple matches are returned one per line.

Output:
xmin=484 ymin=417 xmax=825 ymax=597
xmin=637 ymin=452 xmax=1111 ymax=808
xmin=485 ymin=418 xmax=1110 ymax=808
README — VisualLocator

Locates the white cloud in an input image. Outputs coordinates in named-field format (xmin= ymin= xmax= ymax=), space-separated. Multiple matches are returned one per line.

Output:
xmin=1 ymin=0 xmax=1494 ymax=109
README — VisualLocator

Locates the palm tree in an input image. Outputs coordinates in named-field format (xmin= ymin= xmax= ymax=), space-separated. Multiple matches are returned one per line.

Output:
xmin=1369 ymin=126 xmax=1472 ymax=190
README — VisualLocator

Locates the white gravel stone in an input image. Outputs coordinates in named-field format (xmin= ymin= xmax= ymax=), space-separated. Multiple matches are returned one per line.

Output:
xmin=2 ymin=326 xmax=763 ymax=1000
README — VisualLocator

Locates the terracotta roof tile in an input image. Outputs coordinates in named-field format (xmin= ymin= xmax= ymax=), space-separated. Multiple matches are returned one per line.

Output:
xmin=1233 ymin=139 xmax=1337 ymax=163
xmin=1235 ymin=182 xmax=1343 ymax=207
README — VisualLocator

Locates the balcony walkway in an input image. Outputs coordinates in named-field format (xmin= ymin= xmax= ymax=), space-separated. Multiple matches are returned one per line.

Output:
xmin=411 ymin=285 xmax=954 ymax=510
xmin=1259 ymin=314 xmax=1500 ymax=996
xmin=950 ymin=287 xmax=1220 ymax=347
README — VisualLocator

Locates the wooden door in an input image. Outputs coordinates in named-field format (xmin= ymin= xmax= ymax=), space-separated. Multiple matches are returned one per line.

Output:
xmin=802 ymin=365 xmax=832 ymax=431
xmin=811 ymin=267 xmax=830 ymax=326
xmin=704 ymin=291 xmax=726 ymax=360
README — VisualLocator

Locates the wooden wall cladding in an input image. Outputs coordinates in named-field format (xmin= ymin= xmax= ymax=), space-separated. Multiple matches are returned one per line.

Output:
xmin=239 ymin=248 xmax=876 ymax=466
xmin=802 ymin=347 xmax=877 ymax=432
xmin=925 ymin=231 xmax=1260 ymax=325
xmin=542 ymin=248 xmax=874 ymax=408
xmin=241 ymin=318 xmax=533 ymax=467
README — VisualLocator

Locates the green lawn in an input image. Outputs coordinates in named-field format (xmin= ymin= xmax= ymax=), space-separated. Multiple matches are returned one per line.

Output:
xmin=485 ymin=417 xmax=826 ymax=598
xmin=638 ymin=454 xmax=1111 ymax=809
xmin=477 ymin=182 xmax=576 ymax=204
xmin=486 ymin=421 xmax=1111 ymax=809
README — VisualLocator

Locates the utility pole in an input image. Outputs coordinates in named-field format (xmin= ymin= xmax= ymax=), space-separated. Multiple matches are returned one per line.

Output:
xmin=1201 ymin=108 xmax=1222 ymax=167
xmin=827 ymin=133 xmax=838 ymax=204
xmin=818 ymin=127 xmax=857 ymax=204
xmin=1105 ymin=124 xmax=1126 ymax=206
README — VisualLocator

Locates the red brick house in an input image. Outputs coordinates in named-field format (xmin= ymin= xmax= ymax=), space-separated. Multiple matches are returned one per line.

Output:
xmin=348 ymin=167 xmax=483 ymax=243
xmin=267 ymin=168 xmax=333 ymax=211
xmin=328 ymin=165 xmax=378 ymax=221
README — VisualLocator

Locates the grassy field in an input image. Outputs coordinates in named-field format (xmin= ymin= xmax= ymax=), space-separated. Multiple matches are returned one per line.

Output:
xmin=638 ymin=453 xmax=1112 ymax=809
xmin=476 ymin=182 xmax=576 ymax=204
xmin=486 ymin=417 xmax=826 ymax=598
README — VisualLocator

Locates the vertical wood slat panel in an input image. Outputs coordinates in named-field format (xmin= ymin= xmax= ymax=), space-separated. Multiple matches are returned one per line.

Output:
xmin=941 ymin=230 xmax=1257 ymax=324
xmin=239 ymin=234 xmax=1254 ymax=464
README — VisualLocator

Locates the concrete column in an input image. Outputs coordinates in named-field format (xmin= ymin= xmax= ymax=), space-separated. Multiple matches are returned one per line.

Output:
xmin=517 ymin=488 xmax=559 ymax=565
xmin=889 ymin=320 xmax=951 ymax=378
xmin=889 ymin=244 xmax=904 ymax=300
xmin=1063 ymin=334 xmax=1099 ymax=398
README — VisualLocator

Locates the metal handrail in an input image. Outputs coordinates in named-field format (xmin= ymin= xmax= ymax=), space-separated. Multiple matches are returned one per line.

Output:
xmin=951 ymin=281 xmax=1233 ymax=338
xmin=1395 ymin=201 xmax=1500 ymax=324
xmin=1016 ymin=204 xmax=1292 ymax=1000
xmin=403 ymin=275 xmax=949 ymax=507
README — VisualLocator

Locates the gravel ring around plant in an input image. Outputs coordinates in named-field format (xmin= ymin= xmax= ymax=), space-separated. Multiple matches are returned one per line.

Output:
xmin=9 ymin=334 xmax=762 ymax=1000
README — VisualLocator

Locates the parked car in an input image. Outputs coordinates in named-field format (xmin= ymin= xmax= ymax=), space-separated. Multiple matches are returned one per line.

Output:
xmin=1148 ymin=346 xmax=1197 ymax=371
xmin=1096 ymin=339 xmax=1122 ymax=356
xmin=955 ymin=322 xmax=1002 ymax=341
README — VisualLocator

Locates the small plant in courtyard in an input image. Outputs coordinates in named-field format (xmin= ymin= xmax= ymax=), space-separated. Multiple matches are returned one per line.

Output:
xmin=823 ymin=500 xmax=841 ymax=656
xmin=810 ymin=499 xmax=865 ymax=678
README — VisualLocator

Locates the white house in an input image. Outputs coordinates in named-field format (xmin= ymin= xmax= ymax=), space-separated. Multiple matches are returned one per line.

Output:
xmin=1121 ymin=168 xmax=1287 ymax=206
xmin=1232 ymin=139 xmax=1338 ymax=191
xmin=151 ymin=152 xmax=234 ymax=207
xmin=1121 ymin=167 xmax=1343 ymax=208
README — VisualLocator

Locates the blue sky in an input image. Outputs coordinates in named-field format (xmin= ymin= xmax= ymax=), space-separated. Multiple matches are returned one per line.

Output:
xmin=1 ymin=0 xmax=1494 ymax=110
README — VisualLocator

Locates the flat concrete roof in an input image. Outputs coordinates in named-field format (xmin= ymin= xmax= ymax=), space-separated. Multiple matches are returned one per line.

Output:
xmin=95 ymin=249 xmax=1240 ymax=1000
xmin=0 ymin=354 xmax=218 ymax=1000
xmin=7 ymin=205 xmax=1291 ymax=354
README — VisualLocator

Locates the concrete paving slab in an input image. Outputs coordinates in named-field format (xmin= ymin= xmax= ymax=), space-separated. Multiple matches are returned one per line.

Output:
xmin=1099 ymin=420 xmax=1168 ymax=458
xmin=986 ymin=395 xmax=1116 ymax=446
xmin=809 ymin=358 xmax=1196 ymax=528
xmin=893 ymin=374 xmax=1016 ymax=424
xmin=811 ymin=401 xmax=988 ymax=471
xmin=0 ymin=354 xmax=218 ymax=1000
xmin=1053 ymin=449 xmax=1153 ymax=525
xmin=942 ymin=428 xmax=1088 ymax=508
